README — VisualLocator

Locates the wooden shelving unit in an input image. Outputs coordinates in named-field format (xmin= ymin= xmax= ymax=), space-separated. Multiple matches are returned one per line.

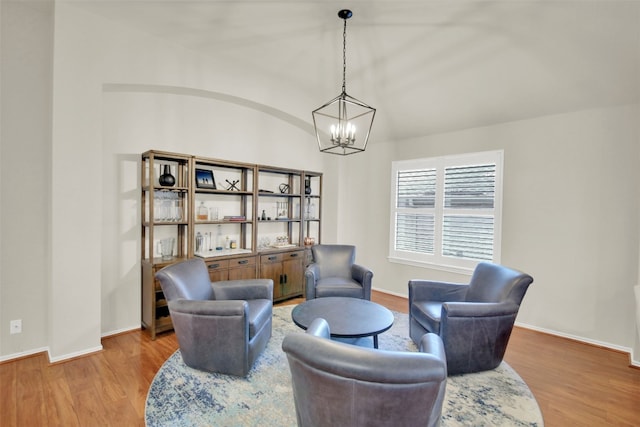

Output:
xmin=140 ymin=150 xmax=322 ymax=338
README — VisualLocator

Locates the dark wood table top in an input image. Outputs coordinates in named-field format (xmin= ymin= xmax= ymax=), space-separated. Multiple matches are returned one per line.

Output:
xmin=291 ymin=297 xmax=394 ymax=339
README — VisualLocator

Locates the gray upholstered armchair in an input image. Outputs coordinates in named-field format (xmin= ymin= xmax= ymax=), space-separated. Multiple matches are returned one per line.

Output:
xmin=282 ymin=318 xmax=447 ymax=427
xmin=409 ymin=262 xmax=533 ymax=375
xmin=304 ymin=244 xmax=373 ymax=300
xmin=155 ymin=258 xmax=273 ymax=377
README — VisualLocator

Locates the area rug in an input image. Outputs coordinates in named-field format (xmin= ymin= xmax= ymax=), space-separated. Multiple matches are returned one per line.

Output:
xmin=146 ymin=305 xmax=543 ymax=426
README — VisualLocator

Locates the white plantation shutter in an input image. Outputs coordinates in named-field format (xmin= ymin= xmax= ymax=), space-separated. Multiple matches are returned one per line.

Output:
xmin=442 ymin=164 xmax=496 ymax=261
xmin=395 ymin=169 xmax=436 ymax=254
xmin=442 ymin=215 xmax=494 ymax=260
xmin=390 ymin=151 xmax=502 ymax=271
xmin=395 ymin=213 xmax=435 ymax=254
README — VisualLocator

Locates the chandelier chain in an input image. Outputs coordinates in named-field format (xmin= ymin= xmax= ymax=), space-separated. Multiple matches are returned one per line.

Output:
xmin=342 ymin=17 xmax=347 ymax=94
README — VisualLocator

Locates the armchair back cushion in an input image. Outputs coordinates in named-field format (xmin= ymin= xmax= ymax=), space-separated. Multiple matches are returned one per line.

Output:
xmin=310 ymin=244 xmax=354 ymax=279
xmin=156 ymin=258 xmax=213 ymax=301
xmin=465 ymin=262 xmax=531 ymax=304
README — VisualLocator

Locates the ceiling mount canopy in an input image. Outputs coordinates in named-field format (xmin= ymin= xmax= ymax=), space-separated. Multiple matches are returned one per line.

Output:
xmin=312 ymin=9 xmax=376 ymax=156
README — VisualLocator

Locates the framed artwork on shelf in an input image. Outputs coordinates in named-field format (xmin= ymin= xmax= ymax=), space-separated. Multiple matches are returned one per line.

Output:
xmin=195 ymin=169 xmax=216 ymax=189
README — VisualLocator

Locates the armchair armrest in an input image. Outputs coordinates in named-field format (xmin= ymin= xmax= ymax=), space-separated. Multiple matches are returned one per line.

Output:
xmin=409 ymin=279 xmax=469 ymax=303
xmin=419 ymin=332 xmax=446 ymax=363
xmin=306 ymin=318 xmax=331 ymax=339
xmin=442 ymin=301 xmax=519 ymax=318
xmin=211 ymin=279 xmax=273 ymax=301
xmin=304 ymin=264 xmax=320 ymax=299
xmin=168 ymin=299 xmax=247 ymax=316
xmin=351 ymin=263 xmax=373 ymax=299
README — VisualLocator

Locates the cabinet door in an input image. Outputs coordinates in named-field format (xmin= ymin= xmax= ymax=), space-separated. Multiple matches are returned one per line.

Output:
xmin=260 ymin=254 xmax=283 ymax=299
xmin=261 ymin=262 xmax=283 ymax=299
xmin=282 ymin=251 xmax=304 ymax=298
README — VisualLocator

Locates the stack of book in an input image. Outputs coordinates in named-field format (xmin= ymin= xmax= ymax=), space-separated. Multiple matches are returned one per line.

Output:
xmin=224 ymin=215 xmax=246 ymax=222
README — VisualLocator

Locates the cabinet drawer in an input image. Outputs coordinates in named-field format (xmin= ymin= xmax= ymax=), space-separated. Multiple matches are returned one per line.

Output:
xmin=261 ymin=253 xmax=283 ymax=264
xmin=206 ymin=260 xmax=230 ymax=271
xmin=284 ymin=250 xmax=305 ymax=260
xmin=229 ymin=256 xmax=256 ymax=268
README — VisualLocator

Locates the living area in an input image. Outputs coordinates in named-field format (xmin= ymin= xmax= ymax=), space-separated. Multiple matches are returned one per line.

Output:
xmin=2 ymin=1 xmax=640 ymax=426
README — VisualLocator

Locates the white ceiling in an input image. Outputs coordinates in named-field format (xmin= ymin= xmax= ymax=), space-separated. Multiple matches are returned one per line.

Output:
xmin=72 ymin=0 xmax=640 ymax=142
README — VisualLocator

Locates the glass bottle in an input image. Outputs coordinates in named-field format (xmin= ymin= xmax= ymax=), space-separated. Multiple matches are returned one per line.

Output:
xmin=197 ymin=201 xmax=208 ymax=221
xmin=196 ymin=232 xmax=203 ymax=252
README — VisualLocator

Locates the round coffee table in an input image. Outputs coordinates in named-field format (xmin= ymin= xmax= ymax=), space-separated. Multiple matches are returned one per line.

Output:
xmin=291 ymin=297 xmax=394 ymax=349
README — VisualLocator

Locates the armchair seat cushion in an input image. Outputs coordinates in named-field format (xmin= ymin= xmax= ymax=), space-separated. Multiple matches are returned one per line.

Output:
xmin=410 ymin=301 xmax=443 ymax=334
xmin=316 ymin=277 xmax=364 ymax=299
xmin=247 ymin=299 xmax=272 ymax=338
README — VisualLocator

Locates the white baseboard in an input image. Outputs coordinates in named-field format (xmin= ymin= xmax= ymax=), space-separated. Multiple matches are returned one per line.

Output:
xmin=372 ymin=287 xmax=407 ymax=299
xmin=0 ymin=346 xmax=49 ymax=363
xmin=1 ymin=345 xmax=103 ymax=364
xmin=373 ymin=288 xmax=640 ymax=367
xmin=631 ymin=349 xmax=640 ymax=368
xmin=101 ymin=324 xmax=141 ymax=339
xmin=515 ymin=321 xmax=638 ymax=366
xmin=1 ymin=325 xmax=139 ymax=364
xmin=48 ymin=344 xmax=104 ymax=364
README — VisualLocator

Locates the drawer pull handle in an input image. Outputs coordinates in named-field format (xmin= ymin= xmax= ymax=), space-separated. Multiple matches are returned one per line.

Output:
xmin=209 ymin=264 xmax=220 ymax=269
xmin=290 ymin=253 xmax=298 ymax=258
xmin=238 ymin=260 xmax=248 ymax=265
xmin=268 ymin=256 xmax=277 ymax=261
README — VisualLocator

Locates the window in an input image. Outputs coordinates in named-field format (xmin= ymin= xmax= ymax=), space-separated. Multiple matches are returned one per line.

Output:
xmin=389 ymin=150 xmax=503 ymax=272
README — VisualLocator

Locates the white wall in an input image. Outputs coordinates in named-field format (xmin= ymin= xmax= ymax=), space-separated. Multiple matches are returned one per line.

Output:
xmin=1 ymin=2 xmax=335 ymax=360
xmin=345 ymin=105 xmax=640 ymax=359
xmin=1 ymin=1 xmax=639 ymax=365
xmin=56 ymin=4 xmax=336 ymax=359
xmin=100 ymin=89 xmax=327 ymax=334
xmin=0 ymin=1 xmax=53 ymax=359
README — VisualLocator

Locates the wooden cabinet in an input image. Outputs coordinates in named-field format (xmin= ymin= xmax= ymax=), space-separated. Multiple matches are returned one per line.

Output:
xmin=141 ymin=150 xmax=322 ymax=338
xmin=205 ymin=256 xmax=257 ymax=281
xmin=260 ymin=250 xmax=305 ymax=301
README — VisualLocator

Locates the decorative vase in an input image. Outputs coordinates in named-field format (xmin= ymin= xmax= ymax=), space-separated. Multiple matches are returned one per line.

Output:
xmin=159 ymin=165 xmax=176 ymax=187
xmin=304 ymin=177 xmax=312 ymax=195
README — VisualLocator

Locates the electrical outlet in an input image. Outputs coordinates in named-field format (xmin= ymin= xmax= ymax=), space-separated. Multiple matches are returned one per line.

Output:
xmin=10 ymin=319 xmax=22 ymax=334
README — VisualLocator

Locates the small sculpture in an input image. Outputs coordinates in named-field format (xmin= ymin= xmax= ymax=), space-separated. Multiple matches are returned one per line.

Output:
xmin=225 ymin=179 xmax=240 ymax=191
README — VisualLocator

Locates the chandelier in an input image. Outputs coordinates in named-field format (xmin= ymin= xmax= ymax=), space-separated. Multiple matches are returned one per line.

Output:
xmin=312 ymin=9 xmax=376 ymax=155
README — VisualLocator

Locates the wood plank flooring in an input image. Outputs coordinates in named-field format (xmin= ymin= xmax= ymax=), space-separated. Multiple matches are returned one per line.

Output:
xmin=1 ymin=291 xmax=639 ymax=426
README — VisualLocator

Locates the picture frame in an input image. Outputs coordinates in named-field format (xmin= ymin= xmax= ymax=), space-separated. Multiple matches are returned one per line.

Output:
xmin=195 ymin=169 xmax=216 ymax=189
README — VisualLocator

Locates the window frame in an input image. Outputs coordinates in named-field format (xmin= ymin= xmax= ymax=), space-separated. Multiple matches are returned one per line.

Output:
xmin=389 ymin=150 xmax=503 ymax=273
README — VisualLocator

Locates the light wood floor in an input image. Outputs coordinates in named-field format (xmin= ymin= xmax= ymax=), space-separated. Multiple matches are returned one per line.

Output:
xmin=1 ymin=291 xmax=639 ymax=426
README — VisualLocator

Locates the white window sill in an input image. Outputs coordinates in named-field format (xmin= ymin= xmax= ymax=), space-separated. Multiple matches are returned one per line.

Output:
xmin=388 ymin=256 xmax=475 ymax=275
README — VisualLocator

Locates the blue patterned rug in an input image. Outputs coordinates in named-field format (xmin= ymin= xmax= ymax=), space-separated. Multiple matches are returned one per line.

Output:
xmin=146 ymin=305 xmax=543 ymax=426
